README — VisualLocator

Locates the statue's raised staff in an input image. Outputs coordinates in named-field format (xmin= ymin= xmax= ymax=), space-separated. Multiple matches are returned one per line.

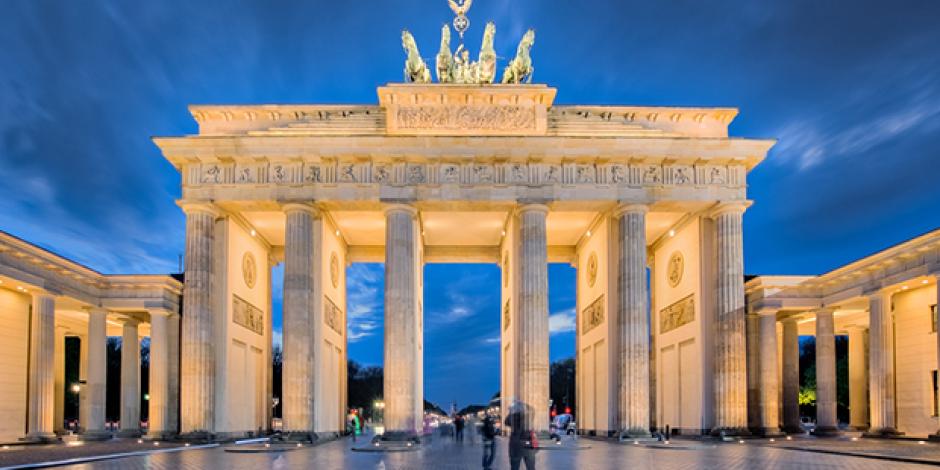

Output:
xmin=401 ymin=30 xmax=431 ymax=83
xmin=501 ymin=29 xmax=535 ymax=84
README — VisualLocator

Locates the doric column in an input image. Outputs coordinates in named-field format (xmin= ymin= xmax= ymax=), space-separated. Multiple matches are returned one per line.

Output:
xmin=758 ymin=311 xmax=783 ymax=436
xmin=711 ymin=202 xmax=748 ymax=434
xmin=119 ymin=319 xmax=141 ymax=437
xmin=147 ymin=309 xmax=171 ymax=438
xmin=82 ymin=307 xmax=109 ymax=439
xmin=934 ymin=277 xmax=940 ymax=438
xmin=384 ymin=203 xmax=422 ymax=437
xmin=54 ymin=325 xmax=66 ymax=433
xmin=746 ymin=312 xmax=760 ymax=431
xmin=867 ymin=292 xmax=898 ymax=435
xmin=780 ymin=317 xmax=801 ymax=433
xmin=517 ymin=204 xmax=550 ymax=435
xmin=167 ymin=313 xmax=180 ymax=434
xmin=615 ymin=204 xmax=650 ymax=437
xmin=814 ymin=309 xmax=839 ymax=435
xmin=179 ymin=202 xmax=219 ymax=435
xmin=847 ymin=325 xmax=869 ymax=430
xmin=78 ymin=333 xmax=88 ymax=431
xmin=27 ymin=291 xmax=56 ymax=440
xmin=281 ymin=202 xmax=319 ymax=437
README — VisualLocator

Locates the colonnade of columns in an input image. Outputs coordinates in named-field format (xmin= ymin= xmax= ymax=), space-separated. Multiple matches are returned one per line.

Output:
xmin=750 ymin=281 xmax=940 ymax=436
xmin=23 ymin=289 xmax=179 ymax=439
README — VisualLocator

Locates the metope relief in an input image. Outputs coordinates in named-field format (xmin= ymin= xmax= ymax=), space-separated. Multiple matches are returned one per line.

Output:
xmin=324 ymin=296 xmax=343 ymax=336
xmin=659 ymin=293 xmax=694 ymax=334
xmin=581 ymin=294 xmax=605 ymax=335
xmin=232 ymin=294 xmax=264 ymax=335
xmin=503 ymin=299 xmax=511 ymax=331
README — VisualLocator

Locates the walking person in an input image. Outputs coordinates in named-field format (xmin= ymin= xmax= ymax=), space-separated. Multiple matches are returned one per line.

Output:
xmin=481 ymin=413 xmax=497 ymax=470
xmin=455 ymin=414 xmax=465 ymax=443
xmin=505 ymin=401 xmax=536 ymax=470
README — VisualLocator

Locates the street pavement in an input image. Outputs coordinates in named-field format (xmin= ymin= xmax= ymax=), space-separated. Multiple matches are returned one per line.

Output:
xmin=8 ymin=433 xmax=940 ymax=470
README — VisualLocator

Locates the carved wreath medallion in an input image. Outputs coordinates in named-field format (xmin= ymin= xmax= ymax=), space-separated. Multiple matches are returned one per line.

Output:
xmin=503 ymin=252 xmax=509 ymax=287
xmin=667 ymin=251 xmax=684 ymax=288
xmin=586 ymin=252 xmax=598 ymax=288
xmin=242 ymin=252 xmax=257 ymax=289
xmin=330 ymin=252 xmax=340 ymax=289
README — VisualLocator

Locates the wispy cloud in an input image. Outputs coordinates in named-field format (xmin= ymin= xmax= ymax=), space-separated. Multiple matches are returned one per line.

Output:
xmin=549 ymin=307 xmax=576 ymax=335
xmin=345 ymin=263 xmax=383 ymax=343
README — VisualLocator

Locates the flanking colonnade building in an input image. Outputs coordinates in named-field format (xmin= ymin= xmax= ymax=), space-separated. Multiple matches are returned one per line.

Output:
xmin=1 ymin=81 xmax=938 ymax=442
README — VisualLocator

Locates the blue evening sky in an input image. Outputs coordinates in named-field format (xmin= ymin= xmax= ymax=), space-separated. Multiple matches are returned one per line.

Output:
xmin=2 ymin=1 xmax=939 ymax=408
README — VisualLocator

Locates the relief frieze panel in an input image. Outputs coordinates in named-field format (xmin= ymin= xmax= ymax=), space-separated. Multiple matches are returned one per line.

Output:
xmin=581 ymin=294 xmax=605 ymax=335
xmin=659 ymin=293 xmax=695 ymax=334
xmin=394 ymin=105 xmax=537 ymax=132
xmin=232 ymin=294 xmax=264 ymax=335
xmin=188 ymin=161 xmax=742 ymax=190
xmin=324 ymin=296 xmax=343 ymax=336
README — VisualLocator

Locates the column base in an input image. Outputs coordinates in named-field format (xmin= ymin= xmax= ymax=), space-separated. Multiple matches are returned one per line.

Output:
xmin=618 ymin=428 xmax=652 ymax=440
xmin=22 ymin=432 xmax=57 ymax=443
xmin=177 ymin=431 xmax=214 ymax=442
xmin=781 ymin=424 xmax=804 ymax=434
xmin=812 ymin=426 xmax=842 ymax=437
xmin=710 ymin=427 xmax=751 ymax=438
xmin=926 ymin=432 xmax=940 ymax=442
xmin=80 ymin=430 xmax=114 ymax=441
xmin=116 ymin=429 xmax=142 ymax=438
xmin=282 ymin=431 xmax=318 ymax=442
xmin=863 ymin=428 xmax=904 ymax=438
xmin=757 ymin=427 xmax=785 ymax=437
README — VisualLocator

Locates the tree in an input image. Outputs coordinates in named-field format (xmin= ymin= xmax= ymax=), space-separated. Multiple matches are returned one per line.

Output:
xmin=550 ymin=357 xmax=576 ymax=416
xmin=272 ymin=345 xmax=282 ymax=418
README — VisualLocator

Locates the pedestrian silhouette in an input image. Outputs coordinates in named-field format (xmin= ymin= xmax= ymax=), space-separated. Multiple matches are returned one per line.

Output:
xmin=505 ymin=400 xmax=537 ymax=470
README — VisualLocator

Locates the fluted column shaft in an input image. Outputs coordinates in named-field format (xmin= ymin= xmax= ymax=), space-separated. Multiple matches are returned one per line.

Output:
xmin=781 ymin=318 xmax=801 ymax=433
xmin=27 ymin=292 xmax=56 ymax=439
xmin=282 ymin=203 xmax=319 ymax=435
xmin=119 ymin=320 xmax=140 ymax=436
xmin=83 ymin=308 xmax=108 ymax=436
xmin=847 ymin=326 xmax=869 ymax=430
xmin=180 ymin=204 xmax=217 ymax=434
xmin=167 ymin=313 xmax=180 ymax=434
xmin=54 ymin=326 xmax=66 ymax=433
xmin=758 ymin=312 xmax=782 ymax=435
xmin=935 ymin=278 xmax=940 ymax=436
xmin=384 ymin=204 xmax=421 ymax=436
xmin=713 ymin=203 xmax=748 ymax=433
xmin=517 ymin=204 xmax=549 ymax=434
xmin=148 ymin=310 xmax=170 ymax=437
xmin=868 ymin=293 xmax=897 ymax=434
xmin=815 ymin=309 xmax=838 ymax=434
xmin=616 ymin=205 xmax=649 ymax=436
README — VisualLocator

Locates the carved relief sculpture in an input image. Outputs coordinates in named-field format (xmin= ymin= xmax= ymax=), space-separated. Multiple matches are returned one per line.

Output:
xmin=232 ymin=294 xmax=264 ymax=335
xmin=667 ymin=251 xmax=684 ymax=288
xmin=659 ymin=294 xmax=695 ymax=334
xmin=581 ymin=294 xmax=605 ymax=335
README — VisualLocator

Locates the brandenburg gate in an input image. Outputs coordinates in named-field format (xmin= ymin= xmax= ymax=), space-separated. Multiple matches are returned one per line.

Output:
xmin=153 ymin=22 xmax=773 ymax=440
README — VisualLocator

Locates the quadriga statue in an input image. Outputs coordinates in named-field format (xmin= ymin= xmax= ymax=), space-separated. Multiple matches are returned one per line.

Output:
xmin=502 ymin=28 xmax=535 ymax=84
xmin=401 ymin=30 xmax=431 ymax=83
xmin=436 ymin=24 xmax=455 ymax=83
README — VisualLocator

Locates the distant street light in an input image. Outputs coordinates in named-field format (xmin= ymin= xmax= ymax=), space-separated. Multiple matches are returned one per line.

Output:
xmin=143 ymin=393 xmax=150 ymax=401
xmin=71 ymin=384 xmax=81 ymax=393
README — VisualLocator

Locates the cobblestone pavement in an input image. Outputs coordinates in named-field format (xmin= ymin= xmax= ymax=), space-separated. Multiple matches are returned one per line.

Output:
xmin=0 ymin=439 xmax=190 ymax=468
xmin=14 ymin=434 xmax=940 ymax=470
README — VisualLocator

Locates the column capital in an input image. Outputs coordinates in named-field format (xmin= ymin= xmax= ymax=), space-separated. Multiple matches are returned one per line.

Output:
xmin=177 ymin=200 xmax=222 ymax=218
xmin=708 ymin=200 xmax=751 ymax=218
xmin=281 ymin=201 xmax=320 ymax=217
xmin=383 ymin=203 xmax=418 ymax=217
xmin=148 ymin=308 xmax=172 ymax=319
xmin=82 ymin=306 xmax=108 ymax=316
xmin=516 ymin=203 xmax=549 ymax=215
xmin=780 ymin=315 xmax=800 ymax=325
xmin=613 ymin=203 xmax=648 ymax=217
xmin=120 ymin=317 xmax=141 ymax=327
xmin=754 ymin=308 xmax=779 ymax=318
xmin=815 ymin=307 xmax=836 ymax=316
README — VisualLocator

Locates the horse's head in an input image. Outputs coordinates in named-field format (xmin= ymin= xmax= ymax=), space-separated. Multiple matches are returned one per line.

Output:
xmin=402 ymin=30 xmax=418 ymax=56
xmin=440 ymin=24 xmax=451 ymax=49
